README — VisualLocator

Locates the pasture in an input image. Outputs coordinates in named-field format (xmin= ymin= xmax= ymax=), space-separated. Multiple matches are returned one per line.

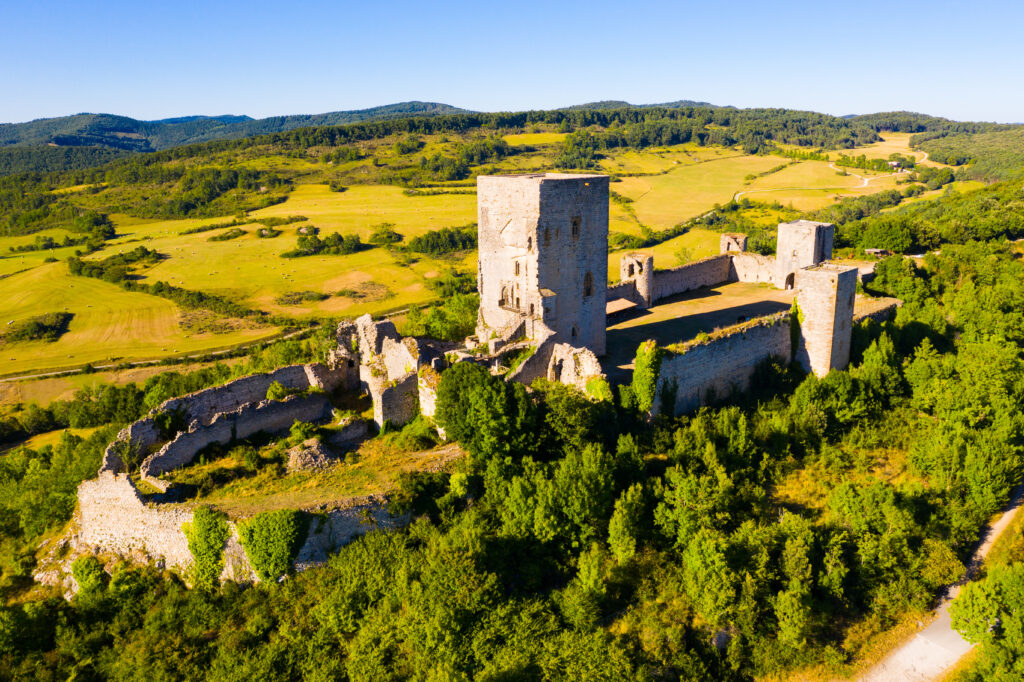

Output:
xmin=0 ymin=262 xmax=276 ymax=376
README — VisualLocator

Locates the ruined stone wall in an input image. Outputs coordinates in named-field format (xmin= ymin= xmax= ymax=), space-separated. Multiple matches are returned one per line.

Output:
xmin=380 ymin=337 xmax=421 ymax=382
xmin=507 ymin=330 xmax=558 ymax=388
xmin=417 ymin=366 xmax=441 ymax=419
xmin=77 ymin=474 xmax=406 ymax=580
xmin=654 ymin=314 xmax=792 ymax=417
xmin=375 ymin=372 xmax=419 ymax=427
xmin=140 ymin=394 xmax=333 ymax=484
xmin=77 ymin=472 xmax=194 ymax=569
xmin=355 ymin=314 xmax=399 ymax=357
xmin=651 ymin=254 xmax=732 ymax=302
xmin=546 ymin=343 xmax=605 ymax=393
xmin=720 ymin=233 xmax=748 ymax=254
xmin=729 ymin=252 xmax=776 ymax=284
xmin=294 ymin=498 xmax=407 ymax=571
xmin=606 ymin=280 xmax=645 ymax=306
xmin=100 ymin=417 xmax=161 ymax=473
xmin=159 ymin=365 xmax=312 ymax=428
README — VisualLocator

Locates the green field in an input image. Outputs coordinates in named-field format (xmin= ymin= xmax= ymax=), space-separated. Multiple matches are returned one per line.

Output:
xmin=0 ymin=132 xmax=938 ymax=380
xmin=0 ymin=262 xmax=276 ymax=376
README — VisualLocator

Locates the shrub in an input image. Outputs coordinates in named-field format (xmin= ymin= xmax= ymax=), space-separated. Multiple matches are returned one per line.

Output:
xmin=407 ymin=225 xmax=477 ymax=255
xmin=266 ymin=381 xmax=291 ymax=401
xmin=182 ymin=506 xmax=230 ymax=589
xmin=207 ymin=228 xmax=246 ymax=242
xmin=368 ymin=222 xmax=403 ymax=245
xmin=236 ymin=510 xmax=308 ymax=581
xmin=3 ymin=313 xmax=74 ymax=343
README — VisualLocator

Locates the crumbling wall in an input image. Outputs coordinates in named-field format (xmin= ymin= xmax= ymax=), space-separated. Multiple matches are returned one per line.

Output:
xmin=76 ymin=474 xmax=407 ymax=581
xmin=654 ymin=314 xmax=792 ymax=416
xmin=77 ymin=472 xmax=194 ymax=569
xmin=720 ymin=233 xmax=748 ymax=254
xmin=380 ymin=337 xmax=421 ymax=382
xmin=606 ymin=280 xmax=645 ymax=306
xmin=355 ymin=313 xmax=399 ymax=357
xmin=546 ymin=343 xmax=605 ymax=393
xmin=100 ymin=417 xmax=161 ymax=473
xmin=294 ymin=498 xmax=407 ymax=571
xmin=140 ymin=394 xmax=333 ymax=485
xmin=729 ymin=252 xmax=776 ymax=284
xmin=375 ymin=373 xmax=419 ymax=428
xmin=418 ymin=366 xmax=441 ymax=419
xmin=159 ymin=365 xmax=311 ymax=427
xmin=507 ymin=328 xmax=558 ymax=387
xmin=651 ymin=255 xmax=732 ymax=302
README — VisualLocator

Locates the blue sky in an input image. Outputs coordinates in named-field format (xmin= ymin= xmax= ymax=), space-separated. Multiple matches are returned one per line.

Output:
xmin=2 ymin=0 xmax=1022 ymax=123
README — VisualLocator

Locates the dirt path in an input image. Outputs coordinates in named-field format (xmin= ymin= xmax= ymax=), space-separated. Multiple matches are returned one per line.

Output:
xmin=860 ymin=481 xmax=1024 ymax=680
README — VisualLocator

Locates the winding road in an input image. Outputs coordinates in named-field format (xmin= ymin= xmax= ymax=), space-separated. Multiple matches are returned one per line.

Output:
xmin=860 ymin=479 xmax=1024 ymax=681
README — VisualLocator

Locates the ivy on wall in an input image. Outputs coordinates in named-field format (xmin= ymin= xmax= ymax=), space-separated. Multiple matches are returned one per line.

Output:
xmin=182 ymin=506 xmax=231 ymax=589
xmin=631 ymin=340 xmax=664 ymax=413
xmin=237 ymin=510 xmax=308 ymax=582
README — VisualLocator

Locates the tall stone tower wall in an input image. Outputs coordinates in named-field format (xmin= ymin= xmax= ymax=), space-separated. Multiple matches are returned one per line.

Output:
xmin=775 ymin=220 xmax=834 ymax=289
xmin=476 ymin=173 xmax=608 ymax=355
xmin=794 ymin=264 xmax=858 ymax=376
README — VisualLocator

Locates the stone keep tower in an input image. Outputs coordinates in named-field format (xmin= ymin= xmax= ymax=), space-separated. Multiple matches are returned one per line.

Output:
xmin=775 ymin=220 xmax=834 ymax=289
xmin=794 ymin=263 xmax=858 ymax=376
xmin=476 ymin=173 xmax=609 ymax=355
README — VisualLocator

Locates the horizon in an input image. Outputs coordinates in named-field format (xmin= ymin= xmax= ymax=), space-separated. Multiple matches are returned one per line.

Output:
xmin=3 ymin=0 xmax=1024 ymax=125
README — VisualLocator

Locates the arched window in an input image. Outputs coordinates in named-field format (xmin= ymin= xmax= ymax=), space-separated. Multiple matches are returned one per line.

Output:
xmin=571 ymin=216 xmax=581 ymax=239
xmin=544 ymin=228 xmax=551 ymax=245
xmin=514 ymin=261 xmax=520 ymax=276
xmin=628 ymin=263 xmax=635 ymax=277
xmin=571 ymin=325 xmax=578 ymax=340
xmin=527 ymin=236 xmax=533 ymax=251
xmin=583 ymin=271 xmax=593 ymax=297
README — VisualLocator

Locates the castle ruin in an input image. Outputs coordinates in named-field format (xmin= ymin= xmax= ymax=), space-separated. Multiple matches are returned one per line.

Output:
xmin=64 ymin=171 xmax=899 ymax=581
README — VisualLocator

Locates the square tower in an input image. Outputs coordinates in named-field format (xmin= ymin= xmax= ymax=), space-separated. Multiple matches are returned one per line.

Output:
xmin=775 ymin=220 xmax=834 ymax=289
xmin=794 ymin=263 xmax=858 ymax=376
xmin=476 ymin=173 xmax=609 ymax=355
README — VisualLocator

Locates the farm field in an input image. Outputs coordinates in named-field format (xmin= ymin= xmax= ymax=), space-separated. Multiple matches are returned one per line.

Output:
xmin=0 ymin=262 xmax=276 ymax=376
xmin=615 ymin=155 xmax=789 ymax=228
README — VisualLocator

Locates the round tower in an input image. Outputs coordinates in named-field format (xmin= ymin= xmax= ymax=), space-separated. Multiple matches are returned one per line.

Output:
xmin=619 ymin=252 xmax=654 ymax=307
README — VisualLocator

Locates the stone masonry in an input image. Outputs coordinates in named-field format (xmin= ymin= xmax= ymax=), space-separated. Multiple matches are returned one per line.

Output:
xmin=794 ymin=263 xmax=859 ymax=376
xmin=476 ymin=173 xmax=609 ymax=355
xmin=775 ymin=219 xmax=834 ymax=289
